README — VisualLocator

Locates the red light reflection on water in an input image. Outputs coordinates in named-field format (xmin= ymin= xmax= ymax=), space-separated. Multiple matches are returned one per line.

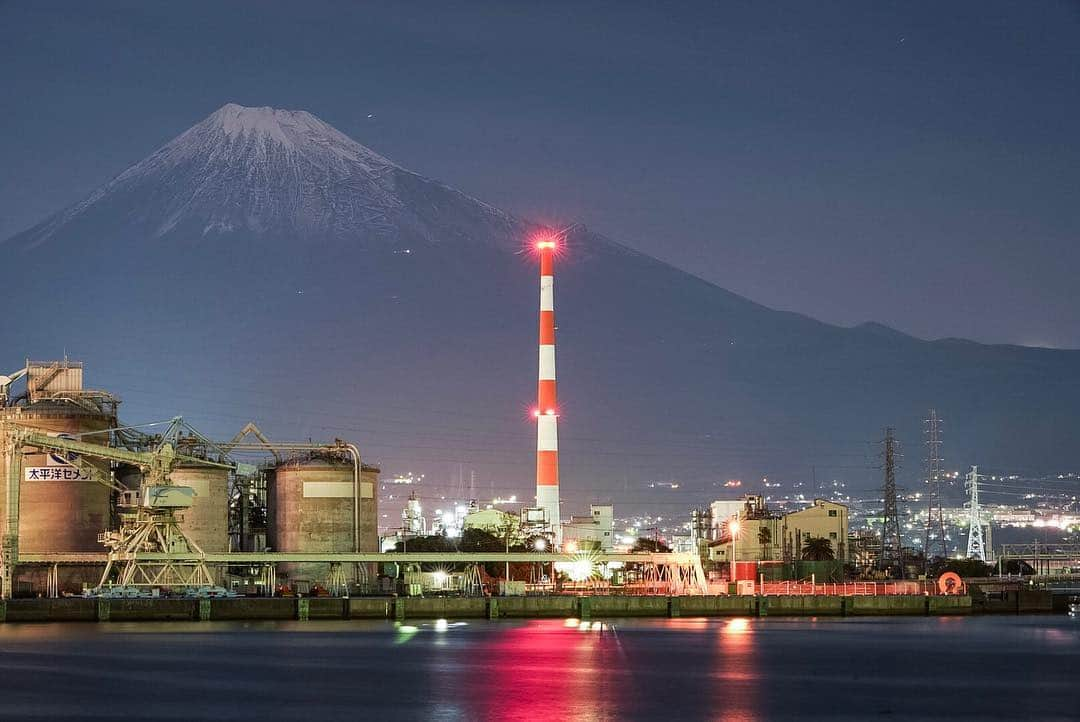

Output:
xmin=459 ymin=619 xmax=630 ymax=720
xmin=713 ymin=617 xmax=760 ymax=721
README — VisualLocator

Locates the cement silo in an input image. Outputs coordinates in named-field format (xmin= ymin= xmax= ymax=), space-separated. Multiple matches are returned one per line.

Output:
xmin=169 ymin=464 xmax=230 ymax=553
xmin=117 ymin=462 xmax=230 ymax=554
xmin=0 ymin=361 xmax=118 ymax=594
xmin=268 ymin=450 xmax=378 ymax=587
xmin=0 ymin=400 xmax=114 ymax=553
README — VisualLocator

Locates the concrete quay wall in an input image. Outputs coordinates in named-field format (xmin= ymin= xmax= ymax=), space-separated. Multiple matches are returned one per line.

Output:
xmin=0 ymin=593 xmax=992 ymax=623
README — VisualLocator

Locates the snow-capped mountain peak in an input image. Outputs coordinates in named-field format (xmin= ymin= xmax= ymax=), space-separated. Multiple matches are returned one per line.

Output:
xmin=205 ymin=103 xmax=395 ymax=168
xmin=17 ymin=103 xmax=413 ymax=245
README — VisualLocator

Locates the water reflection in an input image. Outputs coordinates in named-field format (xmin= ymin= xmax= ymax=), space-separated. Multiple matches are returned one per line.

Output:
xmin=456 ymin=619 xmax=627 ymax=720
xmin=713 ymin=618 xmax=758 ymax=721
xmin=0 ymin=616 xmax=1073 ymax=720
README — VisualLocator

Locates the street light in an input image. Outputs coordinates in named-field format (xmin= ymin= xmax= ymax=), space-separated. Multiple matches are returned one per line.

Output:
xmin=729 ymin=518 xmax=742 ymax=585
xmin=532 ymin=537 xmax=548 ymax=591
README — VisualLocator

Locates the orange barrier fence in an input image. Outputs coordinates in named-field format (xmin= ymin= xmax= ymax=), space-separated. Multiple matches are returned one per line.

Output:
xmin=757 ymin=581 xmax=935 ymax=596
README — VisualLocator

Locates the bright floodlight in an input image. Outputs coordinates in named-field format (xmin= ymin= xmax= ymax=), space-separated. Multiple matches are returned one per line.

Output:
xmin=567 ymin=558 xmax=592 ymax=582
xmin=729 ymin=520 xmax=741 ymax=535
xmin=564 ymin=540 xmax=578 ymax=553
xmin=534 ymin=538 xmax=547 ymax=551
xmin=535 ymin=238 xmax=557 ymax=250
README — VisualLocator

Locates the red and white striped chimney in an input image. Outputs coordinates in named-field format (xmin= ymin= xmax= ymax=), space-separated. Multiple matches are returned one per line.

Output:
xmin=534 ymin=237 xmax=560 ymax=540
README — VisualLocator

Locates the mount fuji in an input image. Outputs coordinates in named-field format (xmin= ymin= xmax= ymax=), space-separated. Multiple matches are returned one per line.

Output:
xmin=3 ymin=103 xmax=1078 ymax=509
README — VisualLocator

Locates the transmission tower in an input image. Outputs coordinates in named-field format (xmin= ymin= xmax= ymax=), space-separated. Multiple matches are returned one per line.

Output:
xmin=965 ymin=466 xmax=986 ymax=561
xmin=923 ymin=409 xmax=948 ymax=568
xmin=879 ymin=427 xmax=903 ymax=574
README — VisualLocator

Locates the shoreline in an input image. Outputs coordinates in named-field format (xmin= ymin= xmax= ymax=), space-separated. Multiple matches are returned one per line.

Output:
xmin=0 ymin=591 xmax=1064 ymax=623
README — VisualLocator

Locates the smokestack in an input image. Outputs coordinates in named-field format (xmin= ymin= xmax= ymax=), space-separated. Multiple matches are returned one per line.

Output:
xmin=534 ymin=237 xmax=560 ymax=541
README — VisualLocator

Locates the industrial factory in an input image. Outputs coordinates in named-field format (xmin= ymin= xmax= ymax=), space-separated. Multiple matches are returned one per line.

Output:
xmin=0 ymin=235 xmax=636 ymax=602
xmin=0 ymin=233 xmax=1048 ymax=619
xmin=0 ymin=359 xmax=380 ymax=598
xmin=0 ymin=236 xmax=714 ymax=607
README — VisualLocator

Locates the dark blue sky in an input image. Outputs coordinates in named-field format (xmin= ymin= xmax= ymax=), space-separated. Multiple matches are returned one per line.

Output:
xmin=2 ymin=0 xmax=1078 ymax=347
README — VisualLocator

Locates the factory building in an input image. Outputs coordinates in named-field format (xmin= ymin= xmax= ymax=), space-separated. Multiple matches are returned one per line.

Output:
xmin=707 ymin=495 xmax=849 ymax=564
xmin=782 ymin=499 xmax=849 ymax=562
xmin=708 ymin=499 xmax=745 ymax=541
xmin=463 ymin=507 xmax=520 ymax=538
xmin=561 ymin=504 xmax=614 ymax=551
xmin=1 ymin=359 xmax=380 ymax=596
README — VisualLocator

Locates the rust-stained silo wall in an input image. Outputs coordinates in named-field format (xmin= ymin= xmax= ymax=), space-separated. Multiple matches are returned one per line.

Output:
xmin=268 ymin=456 xmax=378 ymax=585
xmin=0 ymin=401 xmax=114 ymax=593
xmin=169 ymin=465 xmax=229 ymax=553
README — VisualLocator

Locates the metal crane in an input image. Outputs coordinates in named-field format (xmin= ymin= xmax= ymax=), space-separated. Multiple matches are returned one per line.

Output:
xmin=0 ymin=365 xmax=28 ymax=407
xmin=223 ymin=421 xmax=281 ymax=463
xmin=1 ymin=422 xmax=233 ymax=598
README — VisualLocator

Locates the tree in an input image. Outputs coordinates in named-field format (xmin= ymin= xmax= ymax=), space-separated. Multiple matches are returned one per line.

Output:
xmin=758 ymin=526 xmax=772 ymax=560
xmin=392 ymin=534 xmax=455 ymax=554
xmin=457 ymin=528 xmax=507 ymax=553
xmin=632 ymin=537 xmax=671 ymax=553
xmin=801 ymin=537 xmax=835 ymax=561
xmin=930 ymin=557 xmax=993 ymax=579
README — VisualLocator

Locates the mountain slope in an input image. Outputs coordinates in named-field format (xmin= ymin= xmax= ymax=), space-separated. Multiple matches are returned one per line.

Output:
xmin=3 ymin=104 xmax=1077 ymax=510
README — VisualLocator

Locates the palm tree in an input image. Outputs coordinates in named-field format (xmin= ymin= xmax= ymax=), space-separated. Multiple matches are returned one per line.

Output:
xmin=801 ymin=537 xmax=835 ymax=561
xmin=758 ymin=526 xmax=772 ymax=560
xmin=632 ymin=537 xmax=672 ymax=553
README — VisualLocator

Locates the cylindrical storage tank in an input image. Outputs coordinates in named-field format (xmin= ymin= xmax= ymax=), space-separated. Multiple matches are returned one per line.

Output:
xmin=268 ymin=453 xmax=378 ymax=587
xmin=0 ymin=400 xmax=114 ymax=594
xmin=169 ymin=465 xmax=230 ymax=554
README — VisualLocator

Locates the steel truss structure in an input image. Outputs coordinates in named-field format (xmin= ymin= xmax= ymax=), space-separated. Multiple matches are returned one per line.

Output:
xmin=1 ymin=422 xmax=232 ymax=598
xmin=97 ymin=508 xmax=214 ymax=589
xmin=999 ymin=543 xmax=1080 ymax=575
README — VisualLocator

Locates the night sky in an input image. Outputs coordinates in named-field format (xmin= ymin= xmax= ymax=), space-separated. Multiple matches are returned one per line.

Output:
xmin=2 ymin=1 xmax=1078 ymax=348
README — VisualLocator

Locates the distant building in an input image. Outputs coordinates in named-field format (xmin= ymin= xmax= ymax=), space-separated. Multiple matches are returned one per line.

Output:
xmin=463 ymin=507 xmax=520 ymax=539
xmin=402 ymin=492 xmax=426 ymax=536
xmin=848 ymin=529 xmax=880 ymax=570
xmin=708 ymin=495 xmax=779 ymax=564
xmin=562 ymin=504 xmax=614 ymax=551
xmin=782 ymin=499 xmax=849 ymax=562
xmin=706 ymin=496 xmax=849 ymax=564
xmin=709 ymin=499 xmax=745 ymax=539
xmin=668 ymin=534 xmax=696 ymax=554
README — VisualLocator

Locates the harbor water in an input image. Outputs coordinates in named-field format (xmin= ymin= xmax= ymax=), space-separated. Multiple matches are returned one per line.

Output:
xmin=0 ymin=616 xmax=1075 ymax=720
